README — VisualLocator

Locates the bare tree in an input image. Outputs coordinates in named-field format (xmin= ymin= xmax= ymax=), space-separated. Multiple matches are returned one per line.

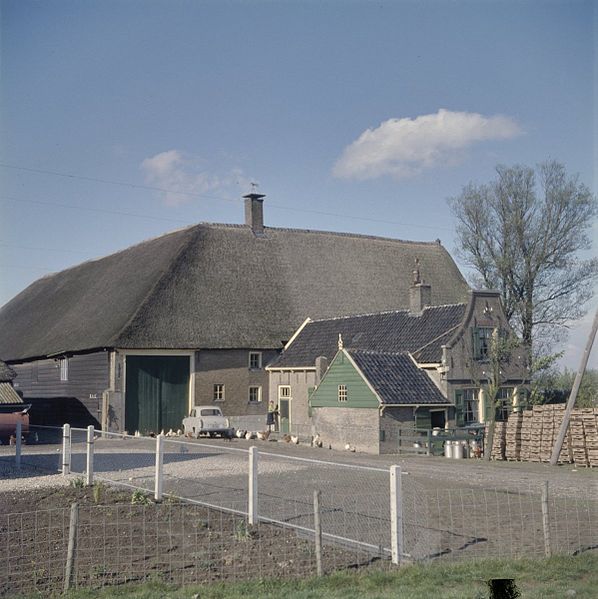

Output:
xmin=449 ymin=161 xmax=597 ymax=355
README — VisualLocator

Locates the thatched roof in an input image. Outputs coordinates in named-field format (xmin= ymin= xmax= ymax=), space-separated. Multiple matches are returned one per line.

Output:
xmin=0 ymin=223 xmax=469 ymax=361
xmin=0 ymin=360 xmax=16 ymax=382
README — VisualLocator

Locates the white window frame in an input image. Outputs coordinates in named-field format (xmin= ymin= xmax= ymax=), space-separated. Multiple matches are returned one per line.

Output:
xmin=213 ymin=384 xmax=225 ymax=402
xmin=278 ymin=385 xmax=291 ymax=400
xmin=60 ymin=357 xmax=69 ymax=382
xmin=338 ymin=384 xmax=347 ymax=402
xmin=248 ymin=385 xmax=262 ymax=403
xmin=248 ymin=351 xmax=262 ymax=370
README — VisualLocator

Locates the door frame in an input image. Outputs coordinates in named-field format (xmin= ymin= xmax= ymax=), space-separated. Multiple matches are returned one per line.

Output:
xmin=121 ymin=350 xmax=195 ymax=420
xmin=430 ymin=408 xmax=448 ymax=430
xmin=278 ymin=385 xmax=292 ymax=433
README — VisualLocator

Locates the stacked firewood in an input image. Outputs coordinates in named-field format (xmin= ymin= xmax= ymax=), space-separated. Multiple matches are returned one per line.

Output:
xmin=570 ymin=412 xmax=589 ymax=467
xmin=519 ymin=410 xmax=534 ymax=461
xmin=501 ymin=405 xmax=597 ymax=467
xmin=581 ymin=409 xmax=598 ymax=467
xmin=505 ymin=412 xmax=523 ymax=461
xmin=485 ymin=421 xmax=507 ymax=460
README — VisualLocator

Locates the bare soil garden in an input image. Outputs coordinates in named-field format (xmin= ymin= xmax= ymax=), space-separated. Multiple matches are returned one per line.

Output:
xmin=0 ymin=484 xmax=388 ymax=597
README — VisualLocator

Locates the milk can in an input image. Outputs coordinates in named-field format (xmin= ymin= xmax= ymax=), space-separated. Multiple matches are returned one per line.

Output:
xmin=444 ymin=440 xmax=453 ymax=458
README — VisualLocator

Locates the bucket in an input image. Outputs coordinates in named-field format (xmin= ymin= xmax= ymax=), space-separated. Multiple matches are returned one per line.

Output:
xmin=444 ymin=440 xmax=453 ymax=458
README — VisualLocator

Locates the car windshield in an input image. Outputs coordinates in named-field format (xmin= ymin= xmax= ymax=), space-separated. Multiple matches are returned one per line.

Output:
xmin=200 ymin=409 xmax=221 ymax=416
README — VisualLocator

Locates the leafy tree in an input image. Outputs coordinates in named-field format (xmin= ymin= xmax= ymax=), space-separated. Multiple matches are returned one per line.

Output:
xmin=533 ymin=367 xmax=598 ymax=408
xmin=449 ymin=161 xmax=597 ymax=355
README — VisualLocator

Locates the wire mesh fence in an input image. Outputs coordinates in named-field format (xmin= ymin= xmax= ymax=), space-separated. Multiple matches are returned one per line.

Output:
xmin=3 ymin=423 xmax=597 ymax=592
xmin=0 ymin=502 xmax=388 ymax=597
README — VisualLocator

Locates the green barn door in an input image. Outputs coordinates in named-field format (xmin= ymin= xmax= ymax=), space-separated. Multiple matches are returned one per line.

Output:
xmin=125 ymin=355 xmax=190 ymax=434
xmin=279 ymin=399 xmax=290 ymax=433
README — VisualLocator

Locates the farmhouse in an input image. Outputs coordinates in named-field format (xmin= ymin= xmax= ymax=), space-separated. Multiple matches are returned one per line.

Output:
xmin=0 ymin=194 xmax=469 ymax=433
xmin=267 ymin=283 xmax=529 ymax=453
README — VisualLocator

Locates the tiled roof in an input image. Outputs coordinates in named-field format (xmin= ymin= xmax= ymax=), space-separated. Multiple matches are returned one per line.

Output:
xmin=270 ymin=303 xmax=466 ymax=368
xmin=0 ymin=382 xmax=23 ymax=405
xmin=348 ymin=350 xmax=449 ymax=405
xmin=0 ymin=222 xmax=469 ymax=361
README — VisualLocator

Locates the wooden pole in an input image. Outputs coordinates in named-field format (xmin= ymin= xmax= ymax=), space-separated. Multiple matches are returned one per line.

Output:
xmin=63 ymin=502 xmax=79 ymax=592
xmin=541 ymin=481 xmax=551 ymax=557
xmin=550 ymin=307 xmax=598 ymax=466
xmin=313 ymin=489 xmax=323 ymax=576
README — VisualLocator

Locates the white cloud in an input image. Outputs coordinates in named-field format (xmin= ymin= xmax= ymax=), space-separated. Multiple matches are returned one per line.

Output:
xmin=141 ymin=150 xmax=250 ymax=206
xmin=332 ymin=109 xmax=522 ymax=181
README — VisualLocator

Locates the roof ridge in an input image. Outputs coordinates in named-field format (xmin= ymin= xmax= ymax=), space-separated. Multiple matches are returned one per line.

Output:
xmin=309 ymin=302 xmax=467 ymax=324
xmin=310 ymin=309 xmax=409 ymax=323
xmin=29 ymin=222 xmax=451 ymax=284
xmin=347 ymin=348 xmax=409 ymax=357
xmin=412 ymin=323 xmax=461 ymax=355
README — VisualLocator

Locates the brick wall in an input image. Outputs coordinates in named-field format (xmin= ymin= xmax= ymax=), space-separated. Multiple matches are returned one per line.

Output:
xmin=311 ymin=407 xmax=380 ymax=453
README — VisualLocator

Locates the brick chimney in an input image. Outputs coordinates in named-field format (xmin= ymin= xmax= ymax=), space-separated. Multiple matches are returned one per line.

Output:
xmin=409 ymin=260 xmax=431 ymax=314
xmin=243 ymin=192 xmax=265 ymax=235
xmin=315 ymin=356 xmax=329 ymax=386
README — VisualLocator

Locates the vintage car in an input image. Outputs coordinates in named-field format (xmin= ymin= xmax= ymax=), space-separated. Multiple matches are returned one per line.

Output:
xmin=182 ymin=406 xmax=233 ymax=439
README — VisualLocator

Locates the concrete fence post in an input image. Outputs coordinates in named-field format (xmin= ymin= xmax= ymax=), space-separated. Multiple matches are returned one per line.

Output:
xmin=154 ymin=434 xmax=164 ymax=502
xmin=15 ymin=421 xmax=22 ymax=470
xmin=541 ymin=480 xmax=551 ymax=557
xmin=390 ymin=465 xmax=403 ymax=565
xmin=248 ymin=446 xmax=258 ymax=525
xmin=62 ymin=424 xmax=71 ymax=476
xmin=86 ymin=425 xmax=95 ymax=486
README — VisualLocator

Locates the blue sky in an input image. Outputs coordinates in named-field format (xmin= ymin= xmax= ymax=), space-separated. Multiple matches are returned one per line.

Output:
xmin=1 ymin=0 xmax=596 ymax=367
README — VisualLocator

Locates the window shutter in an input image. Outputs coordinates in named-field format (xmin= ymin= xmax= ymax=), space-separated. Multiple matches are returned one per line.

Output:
xmin=455 ymin=390 xmax=465 ymax=427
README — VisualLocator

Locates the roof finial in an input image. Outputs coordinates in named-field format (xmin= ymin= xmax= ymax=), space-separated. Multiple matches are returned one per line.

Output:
xmin=412 ymin=257 xmax=421 ymax=285
xmin=250 ymin=181 xmax=259 ymax=193
xmin=338 ymin=333 xmax=344 ymax=350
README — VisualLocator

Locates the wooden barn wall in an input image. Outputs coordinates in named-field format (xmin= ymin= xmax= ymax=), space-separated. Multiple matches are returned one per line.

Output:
xmin=11 ymin=351 xmax=110 ymax=427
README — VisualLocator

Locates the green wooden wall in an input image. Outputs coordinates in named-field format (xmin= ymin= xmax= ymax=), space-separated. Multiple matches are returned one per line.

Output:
xmin=309 ymin=351 xmax=379 ymax=409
